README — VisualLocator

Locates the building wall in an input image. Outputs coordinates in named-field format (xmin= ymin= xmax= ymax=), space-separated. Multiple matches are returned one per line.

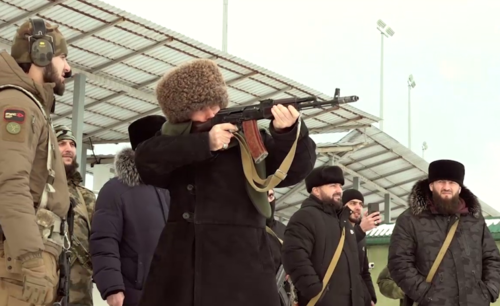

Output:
xmin=367 ymin=243 xmax=500 ymax=306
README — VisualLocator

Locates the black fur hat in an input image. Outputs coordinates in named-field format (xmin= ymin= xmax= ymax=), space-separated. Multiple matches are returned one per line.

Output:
xmin=128 ymin=115 xmax=166 ymax=150
xmin=305 ymin=165 xmax=345 ymax=193
xmin=428 ymin=159 xmax=465 ymax=186
xmin=342 ymin=189 xmax=364 ymax=205
xmin=155 ymin=59 xmax=229 ymax=123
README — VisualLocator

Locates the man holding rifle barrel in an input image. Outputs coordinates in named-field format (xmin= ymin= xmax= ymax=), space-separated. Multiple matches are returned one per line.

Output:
xmin=133 ymin=58 xmax=359 ymax=306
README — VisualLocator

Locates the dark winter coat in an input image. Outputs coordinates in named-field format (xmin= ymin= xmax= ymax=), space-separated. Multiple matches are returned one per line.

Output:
xmin=282 ymin=195 xmax=365 ymax=306
xmin=354 ymin=224 xmax=377 ymax=306
xmin=388 ymin=179 xmax=500 ymax=306
xmin=266 ymin=217 xmax=286 ymax=273
xmin=134 ymin=120 xmax=316 ymax=306
xmin=89 ymin=148 xmax=170 ymax=306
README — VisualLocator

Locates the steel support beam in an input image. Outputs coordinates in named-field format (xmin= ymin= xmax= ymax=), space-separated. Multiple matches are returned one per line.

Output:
xmin=352 ymin=176 xmax=360 ymax=190
xmin=310 ymin=124 xmax=371 ymax=134
xmin=275 ymin=182 xmax=305 ymax=207
xmin=383 ymin=193 xmax=391 ymax=222
xmin=90 ymin=38 xmax=173 ymax=73
xmin=335 ymin=163 xmax=407 ymax=207
xmin=67 ymin=18 xmax=125 ymax=44
xmin=72 ymin=73 xmax=87 ymax=184
xmin=0 ymin=0 xmax=67 ymax=30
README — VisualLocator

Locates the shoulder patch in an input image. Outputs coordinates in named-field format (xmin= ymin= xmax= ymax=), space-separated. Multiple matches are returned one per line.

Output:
xmin=4 ymin=108 xmax=26 ymax=123
xmin=1 ymin=106 xmax=29 ymax=143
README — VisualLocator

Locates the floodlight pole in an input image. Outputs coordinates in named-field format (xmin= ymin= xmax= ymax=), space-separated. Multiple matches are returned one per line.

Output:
xmin=408 ymin=81 xmax=411 ymax=149
xmin=376 ymin=20 xmax=395 ymax=132
xmin=379 ymin=32 xmax=384 ymax=131
xmin=222 ymin=0 xmax=228 ymax=52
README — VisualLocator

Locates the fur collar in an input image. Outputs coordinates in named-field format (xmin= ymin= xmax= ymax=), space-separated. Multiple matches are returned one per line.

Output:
xmin=114 ymin=147 xmax=141 ymax=187
xmin=409 ymin=179 xmax=481 ymax=218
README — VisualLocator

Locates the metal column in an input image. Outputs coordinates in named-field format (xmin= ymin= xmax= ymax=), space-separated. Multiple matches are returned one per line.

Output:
xmin=72 ymin=73 xmax=86 ymax=185
xmin=222 ymin=0 xmax=228 ymax=52
xmin=383 ymin=193 xmax=391 ymax=223
xmin=352 ymin=176 xmax=360 ymax=190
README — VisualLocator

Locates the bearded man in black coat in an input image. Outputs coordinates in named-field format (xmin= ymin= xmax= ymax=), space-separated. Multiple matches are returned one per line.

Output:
xmin=388 ymin=159 xmax=500 ymax=306
xmin=134 ymin=59 xmax=317 ymax=306
xmin=282 ymin=165 xmax=364 ymax=306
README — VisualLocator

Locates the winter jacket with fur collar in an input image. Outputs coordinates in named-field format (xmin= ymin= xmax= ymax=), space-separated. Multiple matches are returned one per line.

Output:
xmin=388 ymin=179 xmax=500 ymax=306
xmin=90 ymin=148 xmax=170 ymax=306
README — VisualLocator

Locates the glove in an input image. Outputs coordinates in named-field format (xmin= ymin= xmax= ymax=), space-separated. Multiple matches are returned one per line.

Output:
xmin=19 ymin=251 xmax=55 ymax=305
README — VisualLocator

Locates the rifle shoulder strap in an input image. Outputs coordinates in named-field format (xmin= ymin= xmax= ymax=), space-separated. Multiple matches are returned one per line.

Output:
xmin=0 ymin=84 xmax=56 ymax=210
xmin=234 ymin=117 xmax=302 ymax=193
xmin=266 ymin=226 xmax=283 ymax=244
xmin=412 ymin=219 xmax=459 ymax=306
xmin=426 ymin=218 xmax=459 ymax=283
xmin=307 ymin=226 xmax=346 ymax=306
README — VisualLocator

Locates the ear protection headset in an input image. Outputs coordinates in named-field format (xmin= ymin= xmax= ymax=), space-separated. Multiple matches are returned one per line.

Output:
xmin=28 ymin=18 xmax=54 ymax=67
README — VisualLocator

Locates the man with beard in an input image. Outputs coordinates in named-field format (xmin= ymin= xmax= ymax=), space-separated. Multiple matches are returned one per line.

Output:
xmin=342 ymin=189 xmax=379 ymax=306
xmin=282 ymin=165 xmax=364 ymax=306
xmin=0 ymin=18 xmax=72 ymax=306
xmin=55 ymin=125 xmax=96 ymax=306
xmin=388 ymin=159 xmax=500 ymax=306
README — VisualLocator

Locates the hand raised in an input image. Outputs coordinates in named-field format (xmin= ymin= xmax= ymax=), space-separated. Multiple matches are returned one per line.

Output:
xmin=360 ymin=211 xmax=382 ymax=232
xmin=209 ymin=123 xmax=238 ymax=151
xmin=271 ymin=104 xmax=300 ymax=130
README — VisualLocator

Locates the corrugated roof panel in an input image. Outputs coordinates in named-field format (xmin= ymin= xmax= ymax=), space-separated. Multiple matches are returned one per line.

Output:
xmin=86 ymin=103 xmax=138 ymax=121
xmin=59 ymin=0 xmax=117 ymax=22
xmin=67 ymin=46 xmax=110 ymax=68
xmin=76 ymin=36 xmax=131 ymax=61
xmin=106 ymin=96 xmax=156 ymax=113
xmin=100 ymin=63 xmax=155 ymax=84
xmin=123 ymin=55 xmax=173 ymax=77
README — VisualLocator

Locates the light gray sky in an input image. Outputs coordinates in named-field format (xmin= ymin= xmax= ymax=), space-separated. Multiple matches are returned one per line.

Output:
xmin=89 ymin=0 xmax=500 ymax=209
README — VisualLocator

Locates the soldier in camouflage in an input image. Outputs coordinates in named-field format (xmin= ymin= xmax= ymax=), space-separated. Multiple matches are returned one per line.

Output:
xmin=55 ymin=125 xmax=96 ymax=306
xmin=388 ymin=159 xmax=500 ymax=306
xmin=377 ymin=265 xmax=404 ymax=306
xmin=0 ymin=18 xmax=71 ymax=306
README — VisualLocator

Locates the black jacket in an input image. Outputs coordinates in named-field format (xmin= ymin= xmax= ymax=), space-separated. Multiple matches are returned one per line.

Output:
xmin=282 ymin=195 xmax=365 ymax=306
xmin=357 ymin=229 xmax=377 ymax=306
xmin=266 ymin=217 xmax=286 ymax=273
xmin=134 ymin=120 xmax=316 ymax=306
xmin=89 ymin=148 xmax=170 ymax=306
xmin=388 ymin=179 xmax=500 ymax=306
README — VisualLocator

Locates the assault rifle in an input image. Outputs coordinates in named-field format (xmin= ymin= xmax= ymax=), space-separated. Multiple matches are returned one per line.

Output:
xmin=194 ymin=88 xmax=359 ymax=164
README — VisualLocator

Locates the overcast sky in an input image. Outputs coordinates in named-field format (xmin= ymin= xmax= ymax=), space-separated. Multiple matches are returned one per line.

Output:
xmin=89 ymin=0 xmax=500 ymax=209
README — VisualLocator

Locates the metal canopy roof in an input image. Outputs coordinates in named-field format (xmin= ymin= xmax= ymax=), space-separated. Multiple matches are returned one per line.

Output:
xmin=0 ymin=0 xmax=378 ymax=146
xmin=1 ymin=0 xmax=495 ymax=221
xmin=274 ymin=126 xmax=500 ymax=222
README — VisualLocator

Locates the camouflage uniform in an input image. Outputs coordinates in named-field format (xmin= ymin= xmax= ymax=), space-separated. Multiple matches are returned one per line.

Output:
xmin=55 ymin=125 xmax=95 ymax=306
xmin=388 ymin=178 xmax=500 ymax=306
xmin=377 ymin=265 xmax=404 ymax=305
xmin=0 ymin=19 xmax=70 ymax=306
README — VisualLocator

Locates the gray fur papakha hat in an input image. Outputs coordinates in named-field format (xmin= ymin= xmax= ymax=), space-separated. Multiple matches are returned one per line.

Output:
xmin=155 ymin=59 xmax=229 ymax=123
